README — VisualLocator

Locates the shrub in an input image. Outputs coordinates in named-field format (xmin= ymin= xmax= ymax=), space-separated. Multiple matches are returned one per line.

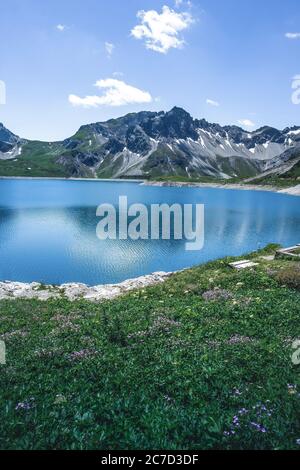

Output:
xmin=202 ymin=288 xmax=233 ymax=301
xmin=275 ymin=265 xmax=300 ymax=291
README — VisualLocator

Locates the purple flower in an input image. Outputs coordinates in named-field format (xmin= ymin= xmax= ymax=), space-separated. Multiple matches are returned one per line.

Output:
xmin=15 ymin=398 xmax=35 ymax=411
xmin=164 ymin=395 xmax=172 ymax=402
xmin=67 ymin=349 xmax=96 ymax=361
xmin=250 ymin=422 xmax=267 ymax=433
xmin=232 ymin=416 xmax=240 ymax=427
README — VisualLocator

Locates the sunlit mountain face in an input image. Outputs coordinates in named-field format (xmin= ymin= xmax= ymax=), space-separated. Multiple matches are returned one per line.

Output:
xmin=1 ymin=108 xmax=300 ymax=179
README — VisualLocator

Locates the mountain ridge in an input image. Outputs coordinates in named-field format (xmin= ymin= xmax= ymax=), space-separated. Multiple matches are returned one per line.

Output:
xmin=1 ymin=107 xmax=300 ymax=179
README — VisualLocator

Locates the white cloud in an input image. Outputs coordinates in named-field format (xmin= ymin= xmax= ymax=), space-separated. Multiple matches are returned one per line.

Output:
xmin=112 ymin=71 xmax=124 ymax=77
xmin=174 ymin=0 xmax=192 ymax=8
xmin=131 ymin=5 xmax=194 ymax=54
xmin=105 ymin=42 xmax=115 ymax=58
xmin=285 ymin=32 xmax=300 ymax=39
xmin=238 ymin=119 xmax=256 ymax=128
xmin=69 ymin=78 xmax=153 ymax=108
xmin=56 ymin=24 xmax=67 ymax=32
xmin=206 ymin=98 xmax=220 ymax=107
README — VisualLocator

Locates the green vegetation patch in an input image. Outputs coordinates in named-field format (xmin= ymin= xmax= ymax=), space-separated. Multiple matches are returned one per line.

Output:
xmin=0 ymin=142 xmax=71 ymax=178
xmin=0 ymin=245 xmax=299 ymax=450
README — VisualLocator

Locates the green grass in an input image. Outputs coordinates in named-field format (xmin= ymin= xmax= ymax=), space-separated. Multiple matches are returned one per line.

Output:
xmin=0 ymin=245 xmax=300 ymax=450
xmin=151 ymin=174 xmax=300 ymax=189
xmin=0 ymin=142 xmax=71 ymax=178
xmin=283 ymin=159 xmax=300 ymax=179
xmin=244 ymin=175 xmax=300 ymax=189
xmin=150 ymin=175 xmax=241 ymax=184
xmin=215 ymin=155 xmax=260 ymax=179
xmin=244 ymin=157 xmax=300 ymax=188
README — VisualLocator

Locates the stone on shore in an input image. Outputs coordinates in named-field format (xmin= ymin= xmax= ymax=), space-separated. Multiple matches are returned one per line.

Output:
xmin=0 ymin=272 xmax=172 ymax=302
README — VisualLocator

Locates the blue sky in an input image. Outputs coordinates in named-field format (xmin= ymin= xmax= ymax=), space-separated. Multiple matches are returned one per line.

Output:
xmin=0 ymin=0 xmax=300 ymax=141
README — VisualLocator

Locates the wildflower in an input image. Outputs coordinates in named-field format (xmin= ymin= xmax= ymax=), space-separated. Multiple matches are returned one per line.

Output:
xmin=15 ymin=398 xmax=35 ymax=411
xmin=54 ymin=394 xmax=67 ymax=405
xmin=164 ymin=395 xmax=172 ymax=402
xmin=67 ymin=349 xmax=96 ymax=361
xmin=233 ymin=416 xmax=240 ymax=427
xmin=1 ymin=330 xmax=28 ymax=341
xmin=254 ymin=403 xmax=273 ymax=418
xmin=202 ymin=288 xmax=233 ymax=301
xmin=287 ymin=384 xmax=297 ymax=395
xmin=296 ymin=439 xmax=300 ymax=446
xmin=227 ymin=335 xmax=253 ymax=345
xmin=250 ymin=422 xmax=267 ymax=433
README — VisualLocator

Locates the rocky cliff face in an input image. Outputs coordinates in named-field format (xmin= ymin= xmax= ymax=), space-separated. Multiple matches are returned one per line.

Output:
xmin=0 ymin=123 xmax=25 ymax=160
xmin=1 ymin=108 xmax=300 ymax=179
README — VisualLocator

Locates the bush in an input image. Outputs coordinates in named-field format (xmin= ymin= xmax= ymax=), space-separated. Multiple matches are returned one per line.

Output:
xmin=275 ymin=265 xmax=300 ymax=290
xmin=202 ymin=288 xmax=233 ymax=301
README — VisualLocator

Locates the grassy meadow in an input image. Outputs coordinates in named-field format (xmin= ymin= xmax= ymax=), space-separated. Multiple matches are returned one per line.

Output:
xmin=0 ymin=245 xmax=299 ymax=450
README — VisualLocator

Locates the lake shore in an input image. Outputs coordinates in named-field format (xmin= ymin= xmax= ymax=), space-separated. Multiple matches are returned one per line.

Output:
xmin=0 ymin=176 xmax=144 ymax=183
xmin=0 ymin=271 xmax=173 ymax=302
xmin=1 ymin=175 xmax=299 ymax=195
xmin=143 ymin=180 xmax=300 ymax=196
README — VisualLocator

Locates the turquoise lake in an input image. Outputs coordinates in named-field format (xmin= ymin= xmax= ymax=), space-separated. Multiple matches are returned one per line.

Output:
xmin=0 ymin=179 xmax=299 ymax=285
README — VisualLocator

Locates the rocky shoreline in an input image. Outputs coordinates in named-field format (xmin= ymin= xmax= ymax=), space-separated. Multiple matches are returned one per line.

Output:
xmin=0 ymin=271 xmax=173 ymax=302
xmin=143 ymin=181 xmax=300 ymax=196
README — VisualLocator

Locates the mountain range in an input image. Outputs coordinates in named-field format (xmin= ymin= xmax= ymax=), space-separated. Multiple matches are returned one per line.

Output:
xmin=1 ymin=107 xmax=300 ymax=180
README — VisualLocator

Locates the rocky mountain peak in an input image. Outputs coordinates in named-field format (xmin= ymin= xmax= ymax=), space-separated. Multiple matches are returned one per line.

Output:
xmin=1 ymin=108 xmax=299 ymax=180
xmin=140 ymin=106 xmax=198 ymax=140
xmin=0 ymin=123 xmax=19 ymax=144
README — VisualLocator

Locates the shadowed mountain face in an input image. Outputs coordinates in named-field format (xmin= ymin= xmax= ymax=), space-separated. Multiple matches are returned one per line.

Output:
xmin=1 ymin=108 xmax=300 ymax=178
xmin=0 ymin=123 xmax=19 ymax=144
xmin=0 ymin=123 xmax=24 ymax=160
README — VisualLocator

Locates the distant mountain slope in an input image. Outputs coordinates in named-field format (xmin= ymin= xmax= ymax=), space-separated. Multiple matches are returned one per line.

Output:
xmin=0 ymin=123 xmax=24 ymax=159
xmin=1 ymin=108 xmax=300 ymax=179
